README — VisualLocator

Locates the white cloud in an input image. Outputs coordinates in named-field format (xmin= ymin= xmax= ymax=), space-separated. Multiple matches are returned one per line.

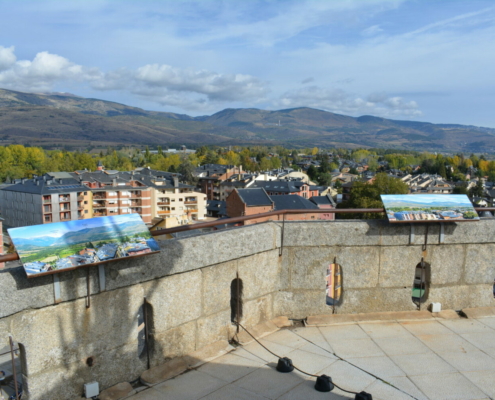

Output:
xmin=0 ymin=50 xmax=99 ymax=91
xmin=0 ymin=47 xmax=268 ymax=111
xmin=0 ymin=46 xmax=16 ymax=71
xmin=276 ymin=86 xmax=422 ymax=118
xmin=134 ymin=64 xmax=267 ymax=102
xmin=362 ymin=25 xmax=383 ymax=37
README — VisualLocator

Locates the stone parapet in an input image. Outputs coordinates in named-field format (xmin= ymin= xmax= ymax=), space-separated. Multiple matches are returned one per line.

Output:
xmin=0 ymin=219 xmax=493 ymax=399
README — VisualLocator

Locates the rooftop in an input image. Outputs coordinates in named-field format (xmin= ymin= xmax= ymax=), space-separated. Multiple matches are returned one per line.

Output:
xmin=236 ymin=188 xmax=273 ymax=207
xmin=126 ymin=310 xmax=495 ymax=400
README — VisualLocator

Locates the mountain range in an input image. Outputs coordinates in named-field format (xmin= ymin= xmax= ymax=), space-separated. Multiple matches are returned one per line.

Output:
xmin=1 ymin=88 xmax=495 ymax=152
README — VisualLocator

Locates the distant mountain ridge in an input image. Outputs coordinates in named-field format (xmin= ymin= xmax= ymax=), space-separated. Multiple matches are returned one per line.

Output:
xmin=1 ymin=88 xmax=495 ymax=152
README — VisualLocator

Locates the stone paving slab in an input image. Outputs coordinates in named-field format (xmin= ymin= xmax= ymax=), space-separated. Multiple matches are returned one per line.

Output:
xmin=126 ymin=313 xmax=495 ymax=400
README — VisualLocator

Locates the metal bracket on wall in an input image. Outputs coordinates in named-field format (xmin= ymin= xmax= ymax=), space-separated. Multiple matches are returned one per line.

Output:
xmin=53 ymin=273 xmax=62 ymax=304
xmin=409 ymin=224 xmax=415 ymax=245
xmin=439 ymin=223 xmax=445 ymax=244
xmin=98 ymin=265 xmax=106 ymax=292
xmin=86 ymin=268 xmax=91 ymax=308
xmin=279 ymin=214 xmax=285 ymax=257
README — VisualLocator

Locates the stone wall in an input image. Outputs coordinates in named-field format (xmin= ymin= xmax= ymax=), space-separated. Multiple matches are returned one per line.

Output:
xmin=0 ymin=219 xmax=494 ymax=399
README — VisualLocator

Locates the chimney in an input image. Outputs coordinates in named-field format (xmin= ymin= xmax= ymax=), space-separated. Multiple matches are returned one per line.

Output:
xmin=173 ymin=175 xmax=179 ymax=188
xmin=112 ymin=179 xmax=117 ymax=187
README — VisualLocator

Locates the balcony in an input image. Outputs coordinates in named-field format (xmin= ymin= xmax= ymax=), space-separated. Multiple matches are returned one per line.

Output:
xmin=77 ymin=196 xmax=84 ymax=201
xmin=157 ymin=210 xmax=171 ymax=215
xmin=93 ymin=194 xmax=106 ymax=200
xmin=157 ymin=202 xmax=171 ymax=206
xmin=184 ymin=200 xmax=197 ymax=204
xmin=43 ymin=198 xmax=51 ymax=204
xmin=129 ymin=193 xmax=142 ymax=198
xmin=186 ymin=208 xmax=198 ymax=213
xmin=93 ymin=211 xmax=107 ymax=217
xmin=59 ymin=197 xmax=70 ymax=202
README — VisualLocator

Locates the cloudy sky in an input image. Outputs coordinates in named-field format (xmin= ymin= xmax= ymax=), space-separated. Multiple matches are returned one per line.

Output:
xmin=0 ymin=0 xmax=494 ymax=126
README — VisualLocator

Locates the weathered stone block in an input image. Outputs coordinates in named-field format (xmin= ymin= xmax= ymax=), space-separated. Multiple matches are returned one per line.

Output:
xmin=378 ymin=246 xmax=421 ymax=288
xmin=12 ymin=285 xmax=144 ymax=376
xmin=330 ymin=246 xmax=380 ymax=289
xmin=239 ymin=250 xmax=285 ymax=299
xmin=464 ymin=244 xmax=495 ymax=284
xmin=429 ymin=284 xmax=494 ymax=310
xmin=337 ymin=288 xmax=417 ymax=314
xmin=283 ymin=220 xmax=381 ymax=247
xmin=441 ymin=219 xmax=495 ymax=245
xmin=152 ymin=321 xmax=197 ymax=365
xmin=140 ymin=357 xmax=188 ymax=386
xmin=25 ymin=342 xmax=144 ymax=400
xmin=99 ymin=382 xmax=134 ymax=400
xmin=143 ymin=270 xmax=202 ymax=332
xmin=429 ymin=244 xmax=465 ymax=285
xmin=290 ymin=247 xmax=330 ymax=290
xmin=196 ymin=310 xmax=236 ymax=349
xmin=242 ymin=295 xmax=273 ymax=327
xmin=0 ymin=267 xmax=55 ymax=319
xmin=202 ymin=260 xmax=237 ymax=316
xmin=273 ymin=290 xmax=329 ymax=319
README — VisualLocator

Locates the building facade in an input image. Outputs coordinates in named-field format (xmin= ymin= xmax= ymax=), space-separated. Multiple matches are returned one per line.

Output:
xmin=0 ymin=174 xmax=91 ymax=228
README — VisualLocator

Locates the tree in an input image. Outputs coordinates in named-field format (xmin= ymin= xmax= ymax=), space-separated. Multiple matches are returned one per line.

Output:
xmin=337 ymin=173 xmax=409 ymax=219
xmin=178 ymin=160 xmax=198 ymax=185
xmin=307 ymin=165 xmax=318 ymax=181
xmin=470 ymin=179 xmax=484 ymax=198
xmin=453 ymin=183 xmax=468 ymax=195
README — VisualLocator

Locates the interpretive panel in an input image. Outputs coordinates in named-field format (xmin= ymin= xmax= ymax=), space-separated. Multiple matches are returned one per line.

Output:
xmin=9 ymin=214 xmax=160 ymax=277
xmin=381 ymin=194 xmax=479 ymax=223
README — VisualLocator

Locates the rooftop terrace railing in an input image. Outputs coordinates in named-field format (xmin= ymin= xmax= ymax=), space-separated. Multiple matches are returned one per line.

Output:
xmin=0 ymin=207 xmax=494 ymax=263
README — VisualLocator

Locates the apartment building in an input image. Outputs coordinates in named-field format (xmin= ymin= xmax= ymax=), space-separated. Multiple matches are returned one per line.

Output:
xmin=127 ymin=168 xmax=207 ymax=227
xmin=0 ymin=173 xmax=91 ymax=228
xmin=0 ymin=167 xmax=206 ymax=229
xmin=72 ymin=169 xmax=152 ymax=225
xmin=194 ymin=164 xmax=244 ymax=200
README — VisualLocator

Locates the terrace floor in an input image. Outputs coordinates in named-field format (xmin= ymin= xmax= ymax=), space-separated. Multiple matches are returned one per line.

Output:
xmin=127 ymin=311 xmax=495 ymax=400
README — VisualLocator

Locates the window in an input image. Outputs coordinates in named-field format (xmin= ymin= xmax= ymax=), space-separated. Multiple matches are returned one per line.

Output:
xmin=44 ymin=215 xmax=51 ymax=222
xmin=84 ymin=192 xmax=87 ymax=195
xmin=84 ymin=210 xmax=88 ymax=214
xmin=44 ymin=205 xmax=51 ymax=213
xmin=179 ymin=198 xmax=183 ymax=202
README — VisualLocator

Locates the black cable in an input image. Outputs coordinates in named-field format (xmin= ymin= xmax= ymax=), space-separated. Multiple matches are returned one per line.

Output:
xmin=238 ymin=323 xmax=359 ymax=395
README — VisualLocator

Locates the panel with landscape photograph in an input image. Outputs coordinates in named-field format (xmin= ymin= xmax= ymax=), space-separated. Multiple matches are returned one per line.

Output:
xmin=9 ymin=214 xmax=160 ymax=277
xmin=381 ymin=194 xmax=479 ymax=223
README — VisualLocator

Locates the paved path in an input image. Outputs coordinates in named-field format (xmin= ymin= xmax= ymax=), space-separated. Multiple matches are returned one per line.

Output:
xmin=129 ymin=315 xmax=495 ymax=399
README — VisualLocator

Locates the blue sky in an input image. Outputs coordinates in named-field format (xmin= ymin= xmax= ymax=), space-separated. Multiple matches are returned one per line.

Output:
xmin=1 ymin=0 xmax=494 ymax=126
